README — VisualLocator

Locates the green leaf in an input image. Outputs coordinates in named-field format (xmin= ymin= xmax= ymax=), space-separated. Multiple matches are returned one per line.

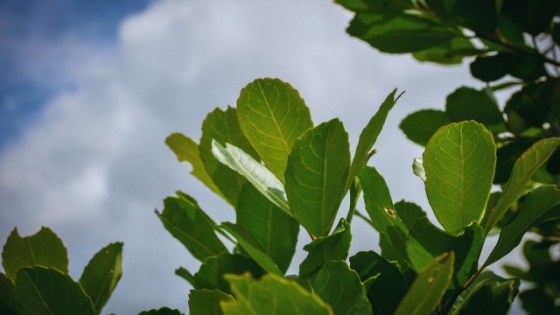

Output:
xmin=484 ymin=185 xmax=560 ymax=267
xmin=188 ymin=289 xmax=233 ymax=315
xmin=220 ymin=222 xmax=283 ymax=275
xmin=426 ymin=0 xmax=498 ymax=33
xmin=15 ymin=266 xmax=96 ymax=315
xmin=165 ymin=133 xmax=225 ymax=200
xmin=2 ymin=227 xmax=68 ymax=281
xmin=394 ymin=200 xmax=427 ymax=231
xmin=286 ymin=119 xmax=350 ymax=237
xmin=211 ymin=140 xmax=291 ymax=217
xmin=236 ymin=182 xmax=299 ymax=274
xmin=175 ymin=267 xmax=195 ymax=287
xmin=194 ymin=253 xmax=266 ymax=294
xmin=200 ymin=107 xmax=259 ymax=206
xmin=459 ymin=276 xmax=519 ymax=315
xmin=447 ymin=271 xmax=518 ymax=315
xmin=494 ymin=139 xmax=536 ymax=184
xmin=300 ymin=219 xmax=352 ymax=276
xmin=78 ymin=242 xmax=123 ymax=314
xmin=346 ymin=89 xmax=401 ymax=192
xmin=471 ymin=53 xmax=547 ymax=83
xmin=399 ymin=110 xmax=451 ymax=146
xmin=502 ymin=0 xmax=560 ymax=36
xmin=156 ymin=193 xmax=227 ymax=262
xmin=423 ymin=121 xmax=496 ymax=233
xmin=445 ymin=87 xmax=505 ymax=129
xmin=413 ymin=37 xmax=478 ymax=65
xmin=485 ymin=137 xmax=560 ymax=234
xmin=221 ymin=273 xmax=333 ymax=315
xmin=394 ymin=253 xmax=454 ymax=315
xmin=137 ymin=308 xmax=184 ymax=315
xmin=520 ymin=288 xmax=559 ymax=315
xmin=236 ymin=78 xmax=313 ymax=183
xmin=336 ymin=0 xmax=414 ymax=12
xmin=350 ymin=251 xmax=408 ymax=315
xmin=0 ymin=273 xmax=17 ymax=315
xmin=406 ymin=218 xmax=483 ymax=294
xmin=358 ymin=166 xmax=409 ymax=265
xmin=308 ymin=261 xmax=372 ymax=315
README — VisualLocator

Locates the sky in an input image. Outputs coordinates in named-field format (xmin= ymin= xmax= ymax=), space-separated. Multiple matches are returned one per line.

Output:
xmin=0 ymin=0 xmax=526 ymax=314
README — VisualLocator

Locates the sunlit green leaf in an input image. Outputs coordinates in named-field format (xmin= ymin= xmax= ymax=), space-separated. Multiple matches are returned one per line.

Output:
xmin=2 ymin=227 xmax=68 ymax=281
xmin=156 ymin=192 xmax=227 ymax=262
xmin=423 ymin=121 xmax=496 ymax=233
xmin=221 ymin=273 xmax=333 ymax=315
xmin=286 ymin=119 xmax=350 ymax=237
xmin=413 ymin=37 xmax=478 ymax=65
xmin=15 ymin=266 xmax=95 ymax=315
xmin=399 ymin=110 xmax=451 ymax=146
xmin=188 ymin=289 xmax=233 ymax=315
xmin=236 ymin=78 xmax=313 ymax=183
xmin=79 ymin=242 xmax=123 ymax=314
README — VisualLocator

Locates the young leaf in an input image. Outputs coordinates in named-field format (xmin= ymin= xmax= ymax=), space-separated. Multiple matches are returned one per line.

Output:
xmin=79 ymin=242 xmax=123 ymax=314
xmin=423 ymin=121 xmax=496 ymax=233
xmin=2 ymin=227 xmax=68 ymax=281
xmin=156 ymin=193 xmax=227 ymax=262
xmin=484 ymin=185 xmax=560 ymax=267
xmin=15 ymin=266 xmax=96 ymax=315
xmin=346 ymin=89 xmax=401 ymax=192
xmin=211 ymin=140 xmax=291 ymax=217
xmin=221 ymin=273 xmax=333 ymax=315
xmin=188 ymin=289 xmax=233 ymax=315
xmin=236 ymin=78 xmax=313 ymax=183
xmin=0 ymin=273 xmax=17 ymax=315
xmin=484 ymin=137 xmax=560 ymax=234
xmin=137 ymin=308 xmax=184 ymax=315
xmin=220 ymin=222 xmax=283 ymax=275
xmin=236 ymin=183 xmax=299 ymax=273
xmin=399 ymin=109 xmax=451 ymax=146
xmin=394 ymin=253 xmax=454 ymax=315
xmin=165 ymin=133 xmax=225 ymax=200
xmin=200 ymin=106 xmax=259 ymax=206
xmin=300 ymin=219 xmax=352 ymax=276
xmin=285 ymin=119 xmax=350 ymax=237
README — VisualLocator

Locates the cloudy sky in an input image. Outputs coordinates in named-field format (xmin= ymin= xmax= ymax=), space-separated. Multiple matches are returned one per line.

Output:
xmin=0 ymin=1 xmax=525 ymax=314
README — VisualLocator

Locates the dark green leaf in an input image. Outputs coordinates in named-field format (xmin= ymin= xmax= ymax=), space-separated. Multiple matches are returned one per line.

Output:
xmin=394 ymin=200 xmax=427 ymax=231
xmin=300 ymin=219 xmax=352 ymax=276
xmin=237 ymin=78 xmax=314 ymax=183
xmin=547 ymin=148 xmax=560 ymax=174
xmin=346 ymin=89 xmax=401 ymax=192
xmin=156 ymin=193 xmax=227 ymax=262
xmin=286 ymin=119 xmax=350 ymax=237
xmin=165 ymin=133 xmax=225 ymax=200
xmin=220 ymin=222 xmax=283 ymax=275
xmin=221 ymin=273 xmax=333 ymax=315
xmin=423 ymin=121 xmax=496 ymax=233
xmin=520 ymin=288 xmax=560 ymax=315
xmin=426 ymin=0 xmax=498 ymax=33
xmin=494 ymin=139 xmax=536 ymax=184
xmin=175 ymin=267 xmax=195 ymax=287
xmin=189 ymin=289 xmax=233 ymax=315
xmin=413 ymin=37 xmax=478 ymax=65
xmin=0 ymin=273 xmax=17 ymax=315
xmin=15 ymin=266 xmax=95 ymax=315
xmin=459 ymin=275 xmax=519 ymax=315
xmin=394 ymin=253 xmax=454 ymax=315
xmin=470 ymin=54 xmax=512 ymax=82
xmin=399 ymin=110 xmax=451 ymax=146
xmin=445 ymin=87 xmax=505 ymax=128
xmin=553 ymin=23 xmax=560 ymax=46
xmin=2 ymin=227 xmax=68 ymax=281
xmin=200 ymin=106 xmax=259 ymax=206
xmin=502 ymin=0 xmax=560 ymax=35
xmin=336 ymin=0 xmax=414 ymax=12
xmin=485 ymin=137 xmax=560 ymax=234
xmin=137 ymin=307 xmax=184 ymax=315
xmin=236 ymin=183 xmax=299 ymax=274
xmin=79 ymin=242 xmax=123 ymax=314
xmin=350 ymin=251 xmax=408 ymax=315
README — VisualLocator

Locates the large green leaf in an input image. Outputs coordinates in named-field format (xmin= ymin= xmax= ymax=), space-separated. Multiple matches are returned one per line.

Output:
xmin=445 ymin=87 xmax=505 ymax=129
xmin=502 ymin=0 xmax=560 ymax=36
xmin=346 ymin=89 xmax=401 ymax=192
xmin=236 ymin=183 xmax=299 ymax=274
xmin=211 ymin=140 xmax=291 ymax=216
xmin=0 ymin=273 xmax=17 ymax=315
xmin=308 ymin=261 xmax=372 ymax=315
xmin=423 ymin=121 xmax=496 ymax=233
xmin=78 ymin=242 xmax=123 ymax=314
xmin=200 ymin=106 xmax=259 ymax=206
xmin=406 ymin=218 xmax=483 ymax=294
xmin=426 ymin=0 xmax=498 ymax=33
xmin=394 ymin=253 xmax=454 ymax=315
xmin=156 ymin=192 xmax=227 ymax=262
xmin=413 ymin=37 xmax=479 ymax=65
xmin=15 ymin=266 xmax=96 ymax=315
xmin=286 ymin=119 xmax=350 ymax=237
xmin=188 ymin=289 xmax=233 ymax=315
xmin=2 ymin=227 xmax=68 ymax=281
xmin=350 ymin=251 xmax=408 ymax=315
xmin=165 ymin=133 xmax=225 ymax=200
xmin=459 ymin=276 xmax=519 ymax=315
xmin=394 ymin=200 xmax=427 ymax=231
xmin=520 ymin=287 xmax=560 ymax=315
xmin=399 ymin=110 xmax=452 ymax=146
xmin=484 ymin=137 xmax=560 ymax=234
xmin=220 ymin=222 xmax=283 ymax=275
xmin=221 ymin=273 xmax=333 ymax=315
xmin=300 ymin=219 xmax=352 ymax=276
xmin=137 ymin=308 xmax=184 ymax=315
xmin=484 ymin=185 xmax=560 ymax=267
xmin=236 ymin=78 xmax=313 ymax=183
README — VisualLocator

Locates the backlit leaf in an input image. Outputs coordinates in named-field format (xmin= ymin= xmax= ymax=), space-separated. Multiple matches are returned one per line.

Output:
xmin=399 ymin=110 xmax=451 ymax=146
xmin=189 ymin=289 xmax=233 ymax=315
xmin=413 ymin=37 xmax=478 ymax=65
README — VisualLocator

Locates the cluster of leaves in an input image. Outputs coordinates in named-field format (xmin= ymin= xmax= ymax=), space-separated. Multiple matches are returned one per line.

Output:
xmin=0 ymin=227 xmax=123 ymax=315
xmin=159 ymin=77 xmax=560 ymax=314
xmin=336 ymin=0 xmax=560 ymax=312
